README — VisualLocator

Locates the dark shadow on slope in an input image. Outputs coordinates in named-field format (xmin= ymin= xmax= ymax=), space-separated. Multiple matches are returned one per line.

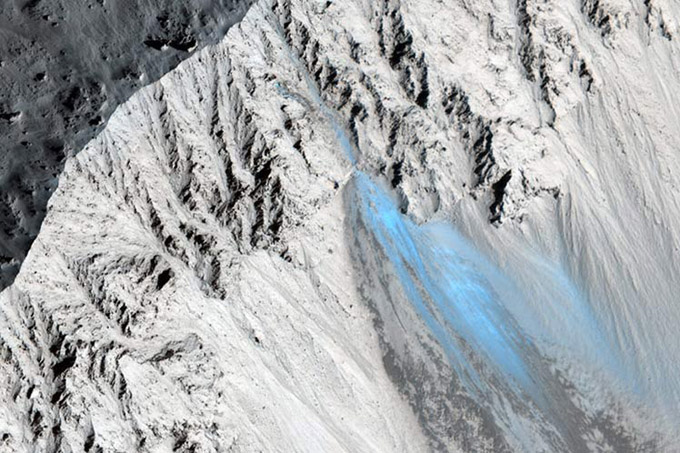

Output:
xmin=0 ymin=0 xmax=256 ymax=290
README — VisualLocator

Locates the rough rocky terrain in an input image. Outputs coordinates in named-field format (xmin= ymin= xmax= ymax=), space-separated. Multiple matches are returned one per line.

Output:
xmin=1 ymin=0 xmax=680 ymax=451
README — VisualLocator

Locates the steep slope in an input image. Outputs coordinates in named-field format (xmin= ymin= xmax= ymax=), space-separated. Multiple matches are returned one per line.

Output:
xmin=0 ymin=3 xmax=427 ymax=451
xmin=2 ymin=0 xmax=680 ymax=451
xmin=269 ymin=0 xmax=680 ymax=447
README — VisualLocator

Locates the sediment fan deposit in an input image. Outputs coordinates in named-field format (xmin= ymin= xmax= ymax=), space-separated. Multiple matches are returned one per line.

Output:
xmin=1 ymin=0 xmax=680 ymax=451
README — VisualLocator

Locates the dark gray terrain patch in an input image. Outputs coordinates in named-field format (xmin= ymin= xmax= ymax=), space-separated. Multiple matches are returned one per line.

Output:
xmin=0 ymin=0 xmax=254 ymax=289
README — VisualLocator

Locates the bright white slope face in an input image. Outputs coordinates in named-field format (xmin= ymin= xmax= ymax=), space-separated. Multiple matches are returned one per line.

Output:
xmin=0 ymin=3 xmax=427 ymax=451
xmin=2 ymin=0 xmax=680 ymax=451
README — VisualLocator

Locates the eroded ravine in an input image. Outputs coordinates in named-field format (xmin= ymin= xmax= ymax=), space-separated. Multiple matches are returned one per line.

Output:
xmin=267 ymin=7 xmax=668 ymax=451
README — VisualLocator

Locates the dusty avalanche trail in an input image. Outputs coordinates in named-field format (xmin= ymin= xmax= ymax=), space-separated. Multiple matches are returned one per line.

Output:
xmin=1 ymin=0 xmax=680 ymax=451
